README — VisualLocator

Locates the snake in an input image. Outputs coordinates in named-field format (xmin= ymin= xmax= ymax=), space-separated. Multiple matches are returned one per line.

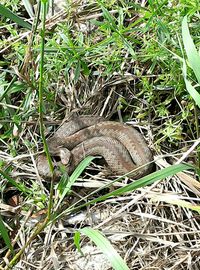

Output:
xmin=37 ymin=116 xmax=153 ymax=179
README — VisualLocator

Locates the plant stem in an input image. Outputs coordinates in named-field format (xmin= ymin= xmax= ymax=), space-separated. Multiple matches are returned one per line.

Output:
xmin=5 ymin=218 xmax=48 ymax=269
xmin=5 ymin=1 xmax=55 ymax=268
xmin=38 ymin=0 xmax=55 ymax=219
xmin=194 ymin=103 xmax=200 ymax=169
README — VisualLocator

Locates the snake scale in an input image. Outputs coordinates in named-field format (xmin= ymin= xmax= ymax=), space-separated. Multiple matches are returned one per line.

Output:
xmin=37 ymin=116 xmax=153 ymax=179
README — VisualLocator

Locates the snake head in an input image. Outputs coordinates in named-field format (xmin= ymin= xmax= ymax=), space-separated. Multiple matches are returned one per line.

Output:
xmin=36 ymin=148 xmax=72 ymax=181
xmin=59 ymin=147 xmax=71 ymax=165
xmin=36 ymin=154 xmax=60 ymax=180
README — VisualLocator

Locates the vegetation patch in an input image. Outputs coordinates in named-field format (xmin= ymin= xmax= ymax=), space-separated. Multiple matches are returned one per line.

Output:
xmin=0 ymin=1 xmax=200 ymax=269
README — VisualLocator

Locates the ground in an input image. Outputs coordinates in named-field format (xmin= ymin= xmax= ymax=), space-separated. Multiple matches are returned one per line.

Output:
xmin=0 ymin=1 xmax=200 ymax=269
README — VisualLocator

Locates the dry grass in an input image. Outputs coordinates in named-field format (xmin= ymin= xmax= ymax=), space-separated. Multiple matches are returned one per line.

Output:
xmin=1 ymin=0 xmax=200 ymax=269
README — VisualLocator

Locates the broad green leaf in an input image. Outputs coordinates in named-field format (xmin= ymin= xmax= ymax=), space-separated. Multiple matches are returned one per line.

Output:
xmin=0 ymin=215 xmax=14 ymax=255
xmin=0 ymin=4 xmax=32 ymax=30
xmin=182 ymin=16 xmax=200 ymax=85
xmin=79 ymin=227 xmax=129 ymax=270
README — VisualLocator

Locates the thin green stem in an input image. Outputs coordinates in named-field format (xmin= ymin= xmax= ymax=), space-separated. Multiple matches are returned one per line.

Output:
xmin=194 ymin=103 xmax=200 ymax=169
xmin=38 ymin=0 xmax=54 ymax=219
xmin=5 ymin=1 xmax=55 ymax=268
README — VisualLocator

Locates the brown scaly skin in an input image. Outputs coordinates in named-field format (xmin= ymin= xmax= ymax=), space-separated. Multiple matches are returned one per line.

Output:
xmin=37 ymin=116 xmax=154 ymax=180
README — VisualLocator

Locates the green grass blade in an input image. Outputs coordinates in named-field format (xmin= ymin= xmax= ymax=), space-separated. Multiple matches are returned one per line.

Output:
xmin=79 ymin=227 xmax=129 ymax=270
xmin=69 ymin=156 xmax=95 ymax=184
xmin=0 ymin=3 xmax=32 ymax=30
xmin=182 ymin=60 xmax=200 ymax=108
xmin=74 ymin=61 xmax=81 ymax=82
xmin=22 ymin=0 xmax=34 ymax=18
xmin=74 ymin=231 xmax=83 ymax=255
xmin=0 ymin=214 xmax=14 ymax=255
xmin=99 ymin=3 xmax=117 ymax=32
xmin=103 ymin=163 xmax=191 ymax=198
xmin=53 ymin=164 xmax=192 ymax=223
xmin=98 ymin=2 xmax=135 ymax=57
xmin=85 ymin=163 xmax=192 ymax=206
xmin=0 ymin=169 xmax=31 ymax=195
xmin=182 ymin=16 xmax=200 ymax=85
xmin=55 ymin=156 xmax=95 ymax=210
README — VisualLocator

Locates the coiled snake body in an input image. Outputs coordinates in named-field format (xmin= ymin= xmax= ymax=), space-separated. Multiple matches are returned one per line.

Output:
xmin=37 ymin=116 xmax=153 ymax=179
